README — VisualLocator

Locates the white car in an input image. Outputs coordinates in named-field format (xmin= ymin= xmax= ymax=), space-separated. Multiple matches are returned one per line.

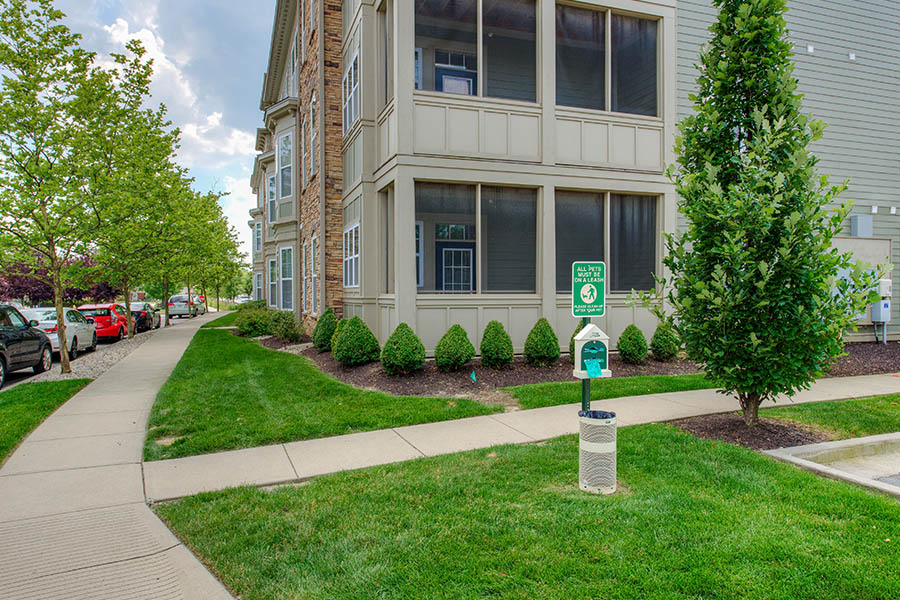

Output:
xmin=22 ymin=308 xmax=97 ymax=359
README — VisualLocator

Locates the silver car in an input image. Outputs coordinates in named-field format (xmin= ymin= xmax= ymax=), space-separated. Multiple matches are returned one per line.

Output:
xmin=21 ymin=308 xmax=97 ymax=358
xmin=167 ymin=295 xmax=198 ymax=318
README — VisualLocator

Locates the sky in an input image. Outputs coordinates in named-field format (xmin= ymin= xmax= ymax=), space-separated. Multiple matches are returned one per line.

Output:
xmin=56 ymin=0 xmax=275 ymax=260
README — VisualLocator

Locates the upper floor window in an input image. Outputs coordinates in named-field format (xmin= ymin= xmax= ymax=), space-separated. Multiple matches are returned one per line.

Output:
xmin=309 ymin=95 xmax=317 ymax=175
xmin=414 ymin=0 xmax=536 ymax=103
xmin=310 ymin=0 xmax=316 ymax=32
xmin=279 ymin=133 xmax=293 ymax=198
xmin=556 ymin=6 xmax=658 ymax=116
xmin=342 ymin=53 xmax=360 ymax=135
xmin=301 ymin=117 xmax=307 ymax=189
xmin=267 ymin=175 xmax=277 ymax=223
xmin=254 ymin=222 xmax=262 ymax=253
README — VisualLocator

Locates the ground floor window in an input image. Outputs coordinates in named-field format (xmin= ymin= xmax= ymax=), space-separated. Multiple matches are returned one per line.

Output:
xmin=555 ymin=190 xmax=604 ymax=292
xmin=302 ymin=242 xmax=308 ymax=312
xmin=268 ymin=259 xmax=277 ymax=307
xmin=280 ymin=247 xmax=294 ymax=310
xmin=254 ymin=273 xmax=262 ymax=301
xmin=343 ymin=224 xmax=360 ymax=288
xmin=311 ymin=235 xmax=319 ymax=314
xmin=609 ymin=194 xmax=656 ymax=292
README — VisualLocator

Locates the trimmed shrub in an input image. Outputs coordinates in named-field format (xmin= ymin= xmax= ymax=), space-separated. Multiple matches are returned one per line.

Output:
xmin=480 ymin=320 xmax=513 ymax=369
xmin=312 ymin=308 xmax=338 ymax=351
xmin=331 ymin=318 xmax=348 ymax=350
xmin=618 ymin=324 xmax=648 ymax=364
xmin=651 ymin=322 xmax=681 ymax=362
xmin=381 ymin=323 xmax=426 ymax=375
xmin=234 ymin=309 xmax=273 ymax=337
xmin=435 ymin=324 xmax=476 ymax=372
xmin=332 ymin=316 xmax=381 ymax=366
xmin=272 ymin=311 xmax=304 ymax=343
xmin=569 ymin=321 xmax=584 ymax=364
xmin=236 ymin=300 xmax=267 ymax=311
xmin=524 ymin=318 xmax=560 ymax=366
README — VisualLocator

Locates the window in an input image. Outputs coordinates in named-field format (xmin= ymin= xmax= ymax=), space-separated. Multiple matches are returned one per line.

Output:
xmin=279 ymin=133 xmax=293 ymax=198
xmin=254 ymin=222 xmax=262 ymax=253
xmin=311 ymin=235 xmax=319 ymax=313
xmin=414 ymin=0 xmax=536 ymax=102
xmin=309 ymin=95 xmax=317 ymax=176
xmin=280 ymin=247 xmax=294 ymax=310
xmin=610 ymin=194 xmax=657 ymax=292
xmin=254 ymin=273 xmax=263 ymax=301
xmin=300 ymin=5 xmax=306 ymax=63
xmin=301 ymin=117 xmax=307 ymax=188
xmin=415 ymin=220 xmax=423 ymax=288
xmin=480 ymin=186 xmax=536 ymax=292
xmin=268 ymin=175 xmax=277 ymax=223
xmin=342 ymin=53 xmax=360 ymax=135
xmin=556 ymin=7 xmax=659 ymax=116
xmin=302 ymin=241 xmax=308 ymax=311
xmin=343 ymin=224 xmax=360 ymax=288
xmin=379 ymin=0 xmax=394 ymax=107
xmin=415 ymin=183 xmax=475 ymax=292
xmin=268 ymin=259 xmax=278 ymax=307
xmin=555 ymin=191 xmax=604 ymax=292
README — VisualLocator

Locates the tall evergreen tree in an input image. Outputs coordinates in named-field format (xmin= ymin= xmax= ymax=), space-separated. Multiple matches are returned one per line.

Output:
xmin=665 ymin=0 xmax=882 ymax=425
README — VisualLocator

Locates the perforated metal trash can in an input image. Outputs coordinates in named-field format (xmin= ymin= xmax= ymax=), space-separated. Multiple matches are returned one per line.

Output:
xmin=579 ymin=410 xmax=616 ymax=495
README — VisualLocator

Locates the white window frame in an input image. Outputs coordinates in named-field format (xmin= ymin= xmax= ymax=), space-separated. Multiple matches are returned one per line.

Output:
xmin=278 ymin=133 xmax=293 ymax=199
xmin=267 ymin=175 xmax=277 ymax=223
xmin=268 ymin=258 xmax=278 ymax=308
xmin=442 ymin=248 xmax=474 ymax=291
xmin=302 ymin=241 xmax=309 ymax=313
xmin=342 ymin=52 xmax=360 ymax=136
xmin=415 ymin=220 xmax=424 ymax=287
xmin=280 ymin=246 xmax=294 ymax=311
xmin=254 ymin=273 xmax=263 ymax=301
xmin=309 ymin=94 xmax=317 ymax=176
xmin=311 ymin=234 xmax=319 ymax=315
xmin=254 ymin=222 xmax=262 ymax=253
xmin=343 ymin=223 xmax=360 ymax=288
xmin=300 ymin=117 xmax=307 ymax=189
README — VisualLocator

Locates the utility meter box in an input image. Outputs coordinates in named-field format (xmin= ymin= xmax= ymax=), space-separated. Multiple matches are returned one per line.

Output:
xmin=872 ymin=298 xmax=892 ymax=323
xmin=878 ymin=279 xmax=893 ymax=298
xmin=573 ymin=324 xmax=612 ymax=380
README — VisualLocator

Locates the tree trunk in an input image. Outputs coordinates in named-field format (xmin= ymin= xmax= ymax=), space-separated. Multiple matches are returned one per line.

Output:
xmin=164 ymin=276 xmax=170 ymax=327
xmin=123 ymin=280 xmax=134 ymax=339
xmin=738 ymin=392 xmax=762 ymax=427
xmin=215 ymin=285 xmax=220 ymax=311
xmin=52 ymin=274 xmax=71 ymax=375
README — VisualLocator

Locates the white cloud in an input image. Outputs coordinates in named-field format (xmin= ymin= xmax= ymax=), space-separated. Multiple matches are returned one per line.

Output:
xmin=220 ymin=175 xmax=256 ymax=261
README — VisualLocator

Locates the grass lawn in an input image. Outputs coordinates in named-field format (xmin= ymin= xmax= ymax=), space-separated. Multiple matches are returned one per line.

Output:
xmin=157 ymin=422 xmax=900 ymax=600
xmin=508 ymin=372 xmax=717 ymax=410
xmin=201 ymin=311 xmax=239 ymax=328
xmin=144 ymin=330 xmax=500 ymax=461
xmin=764 ymin=393 xmax=900 ymax=439
xmin=0 ymin=379 xmax=91 ymax=462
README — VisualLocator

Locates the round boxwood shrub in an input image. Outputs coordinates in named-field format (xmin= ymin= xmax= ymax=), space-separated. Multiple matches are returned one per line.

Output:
xmin=332 ymin=316 xmax=381 ymax=366
xmin=312 ymin=308 xmax=338 ymax=351
xmin=569 ymin=321 xmax=584 ymax=364
xmin=524 ymin=318 xmax=560 ymax=366
xmin=272 ymin=310 xmax=304 ymax=343
xmin=235 ymin=309 xmax=273 ymax=337
xmin=618 ymin=324 xmax=648 ymax=364
xmin=480 ymin=320 xmax=513 ymax=369
xmin=651 ymin=322 xmax=681 ymax=362
xmin=331 ymin=318 xmax=348 ymax=349
xmin=381 ymin=323 xmax=426 ymax=375
xmin=435 ymin=324 xmax=476 ymax=372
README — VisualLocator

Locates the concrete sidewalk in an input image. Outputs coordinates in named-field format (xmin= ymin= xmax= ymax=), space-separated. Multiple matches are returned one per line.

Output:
xmin=143 ymin=372 xmax=900 ymax=502
xmin=0 ymin=312 xmax=233 ymax=600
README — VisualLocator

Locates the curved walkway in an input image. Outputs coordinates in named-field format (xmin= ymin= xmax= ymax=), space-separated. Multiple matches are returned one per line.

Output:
xmin=0 ymin=312 xmax=232 ymax=600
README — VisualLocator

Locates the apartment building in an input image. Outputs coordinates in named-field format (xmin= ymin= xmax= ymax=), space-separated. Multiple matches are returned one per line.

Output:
xmin=251 ymin=0 xmax=900 ymax=350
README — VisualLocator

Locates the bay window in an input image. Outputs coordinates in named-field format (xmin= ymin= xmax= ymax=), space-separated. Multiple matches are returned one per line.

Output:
xmin=267 ymin=175 xmax=277 ymax=223
xmin=343 ymin=224 xmax=360 ymax=288
xmin=342 ymin=53 xmax=359 ymax=135
xmin=254 ymin=222 xmax=262 ymax=254
xmin=280 ymin=246 xmax=294 ymax=310
xmin=278 ymin=133 xmax=292 ymax=198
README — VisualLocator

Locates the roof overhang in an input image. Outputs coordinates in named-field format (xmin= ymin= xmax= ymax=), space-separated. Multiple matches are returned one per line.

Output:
xmin=260 ymin=0 xmax=297 ymax=110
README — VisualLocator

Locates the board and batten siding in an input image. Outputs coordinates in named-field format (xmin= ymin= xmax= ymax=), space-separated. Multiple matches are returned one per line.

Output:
xmin=677 ymin=0 xmax=900 ymax=335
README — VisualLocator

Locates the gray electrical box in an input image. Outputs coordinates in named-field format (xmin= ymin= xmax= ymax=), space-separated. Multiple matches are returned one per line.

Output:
xmin=850 ymin=215 xmax=874 ymax=238
xmin=872 ymin=299 xmax=892 ymax=323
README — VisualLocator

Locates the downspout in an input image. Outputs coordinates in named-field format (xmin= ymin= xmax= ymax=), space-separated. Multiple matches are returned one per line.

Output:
xmin=317 ymin=0 xmax=328 ymax=318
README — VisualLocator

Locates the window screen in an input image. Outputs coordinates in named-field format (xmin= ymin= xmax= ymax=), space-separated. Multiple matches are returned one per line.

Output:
xmin=415 ymin=182 xmax=476 ymax=292
xmin=415 ymin=0 xmax=477 ymax=95
xmin=556 ymin=4 xmax=605 ymax=111
xmin=484 ymin=0 xmax=536 ymax=102
xmin=481 ymin=186 xmax=536 ymax=292
xmin=610 ymin=194 xmax=656 ymax=291
xmin=555 ymin=191 xmax=604 ymax=292
xmin=611 ymin=14 xmax=658 ymax=116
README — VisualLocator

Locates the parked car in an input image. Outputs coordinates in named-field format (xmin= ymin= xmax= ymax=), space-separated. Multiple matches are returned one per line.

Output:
xmin=129 ymin=302 xmax=161 ymax=332
xmin=0 ymin=304 xmax=52 ymax=388
xmin=21 ymin=308 xmax=97 ymax=358
xmin=193 ymin=295 xmax=207 ymax=315
xmin=77 ymin=303 xmax=132 ymax=341
xmin=167 ymin=295 xmax=198 ymax=318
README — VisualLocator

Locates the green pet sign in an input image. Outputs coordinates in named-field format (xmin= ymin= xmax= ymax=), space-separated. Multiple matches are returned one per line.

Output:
xmin=572 ymin=261 xmax=606 ymax=318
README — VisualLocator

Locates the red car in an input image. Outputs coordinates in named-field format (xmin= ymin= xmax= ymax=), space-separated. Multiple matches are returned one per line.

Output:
xmin=77 ymin=303 xmax=132 ymax=342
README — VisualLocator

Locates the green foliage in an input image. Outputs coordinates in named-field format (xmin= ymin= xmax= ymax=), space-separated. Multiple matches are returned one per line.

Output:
xmin=617 ymin=324 xmax=648 ymax=364
xmin=312 ymin=308 xmax=338 ymax=351
xmin=272 ymin=311 xmax=304 ymax=343
xmin=237 ymin=300 xmax=267 ymax=311
xmin=650 ymin=322 xmax=680 ymax=362
xmin=660 ymin=0 xmax=884 ymax=424
xmin=568 ymin=322 xmax=583 ymax=364
xmin=332 ymin=317 xmax=381 ymax=367
xmin=435 ymin=324 xmax=476 ymax=372
xmin=235 ymin=309 xmax=273 ymax=338
xmin=523 ymin=318 xmax=560 ymax=366
xmin=479 ymin=321 xmax=513 ymax=369
xmin=381 ymin=323 xmax=426 ymax=376
xmin=331 ymin=318 xmax=348 ymax=350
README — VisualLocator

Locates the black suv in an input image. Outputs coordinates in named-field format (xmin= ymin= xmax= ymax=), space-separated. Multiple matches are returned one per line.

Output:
xmin=0 ymin=304 xmax=52 ymax=389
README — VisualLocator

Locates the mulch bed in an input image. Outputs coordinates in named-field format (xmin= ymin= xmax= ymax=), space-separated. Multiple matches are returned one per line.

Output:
xmin=258 ymin=334 xmax=312 ymax=350
xmin=823 ymin=342 xmax=900 ymax=378
xmin=671 ymin=413 xmax=834 ymax=451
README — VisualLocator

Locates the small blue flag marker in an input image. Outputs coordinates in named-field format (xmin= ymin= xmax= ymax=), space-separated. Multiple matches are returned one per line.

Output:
xmin=470 ymin=370 xmax=477 ymax=383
